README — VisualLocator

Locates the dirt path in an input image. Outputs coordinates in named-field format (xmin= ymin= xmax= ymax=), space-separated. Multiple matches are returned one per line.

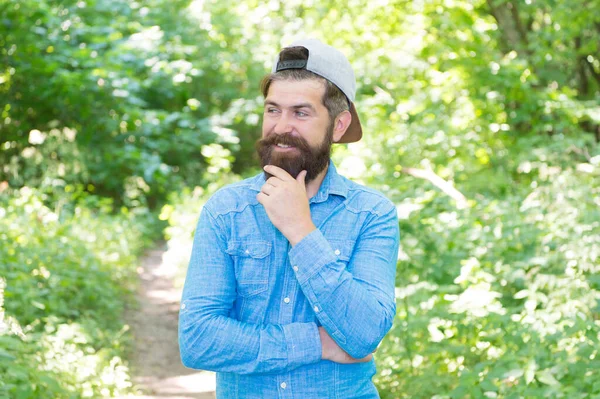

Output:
xmin=119 ymin=245 xmax=216 ymax=399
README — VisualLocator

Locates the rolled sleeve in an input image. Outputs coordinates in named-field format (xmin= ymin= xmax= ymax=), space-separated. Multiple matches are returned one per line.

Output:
xmin=179 ymin=206 xmax=323 ymax=375
xmin=286 ymin=204 xmax=399 ymax=359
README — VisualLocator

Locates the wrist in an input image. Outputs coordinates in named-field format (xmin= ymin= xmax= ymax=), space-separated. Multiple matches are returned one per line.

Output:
xmin=287 ymin=221 xmax=316 ymax=246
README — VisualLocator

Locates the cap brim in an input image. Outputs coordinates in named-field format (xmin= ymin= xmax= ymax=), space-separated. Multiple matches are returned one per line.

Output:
xmin=337 ymin=103 xmax=362 ymax=143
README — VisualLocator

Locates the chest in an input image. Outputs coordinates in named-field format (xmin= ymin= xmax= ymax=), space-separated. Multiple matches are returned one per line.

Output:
xmin=222 ymin=201 xmax=365 ymax=323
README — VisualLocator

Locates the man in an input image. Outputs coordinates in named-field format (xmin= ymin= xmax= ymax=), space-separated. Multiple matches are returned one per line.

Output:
xmin=179 ymin=38 xmax=400 ymax=398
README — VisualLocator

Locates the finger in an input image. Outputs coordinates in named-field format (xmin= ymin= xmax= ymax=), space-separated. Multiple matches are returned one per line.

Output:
xmin=296 ymin=170 xmax=307 ymax=185
xmin=264 ymin=165 xmax=294 ymax=181
xmin=260 ymin=183 xmax=275 ymax=196
xmin=266 ymin=177 xmax=281 ymax=187
xmin=256 ymin=192 xmax=269 ymax=204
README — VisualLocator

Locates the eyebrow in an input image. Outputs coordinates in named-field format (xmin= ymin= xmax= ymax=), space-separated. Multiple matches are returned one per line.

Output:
xmin=264 ymin=100 xmax=316 ymax=112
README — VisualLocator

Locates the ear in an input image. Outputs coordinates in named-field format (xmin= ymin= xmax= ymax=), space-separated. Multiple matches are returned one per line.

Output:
xmin=332 ymin=110 xmax=352 ymax=143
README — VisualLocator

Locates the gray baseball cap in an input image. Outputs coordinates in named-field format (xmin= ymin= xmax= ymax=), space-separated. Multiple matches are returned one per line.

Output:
xmin=270 ymin=38 xmax=363 ymax=143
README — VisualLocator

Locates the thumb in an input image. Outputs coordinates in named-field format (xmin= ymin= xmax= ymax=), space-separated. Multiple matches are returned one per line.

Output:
xmin=296 ymin=170 xmax=307 ymax=185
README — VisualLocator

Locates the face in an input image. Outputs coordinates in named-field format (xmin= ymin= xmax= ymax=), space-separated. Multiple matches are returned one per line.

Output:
xmin=256 ymin=79 xmax=334 ymax=182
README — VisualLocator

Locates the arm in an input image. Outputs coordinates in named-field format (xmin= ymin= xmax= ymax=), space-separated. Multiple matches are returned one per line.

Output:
xmin=257 ymin=165 xmax=399 ymax=360
xmin=289 ymin=205 xmax=399 ymax=359
xmin=178 ymin=206 xmax=322 ymax=375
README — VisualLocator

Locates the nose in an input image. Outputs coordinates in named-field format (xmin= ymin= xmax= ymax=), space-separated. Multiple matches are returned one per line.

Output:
xmin=272 ymin=111 xmax=293 ymax=135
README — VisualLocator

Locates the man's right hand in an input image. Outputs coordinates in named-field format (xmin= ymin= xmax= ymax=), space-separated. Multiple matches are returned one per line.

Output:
xmin=318 ymin=327 xmax=373 ymax=364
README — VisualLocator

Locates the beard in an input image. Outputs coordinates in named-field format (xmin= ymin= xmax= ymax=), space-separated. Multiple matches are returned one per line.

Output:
xmin=255 ymin=124 xmax=333 ymax=183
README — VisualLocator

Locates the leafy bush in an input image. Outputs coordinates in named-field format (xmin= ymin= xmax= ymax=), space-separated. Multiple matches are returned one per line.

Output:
xmin=0 ymin=188 xmax=156 ymax=398
xmin=3 ymin=0 xmax=600 ymax=397
xmin=1 ymin=0 xmax=250 ymax=208
xmin=373 ymin=135 xmax=600 ymax=399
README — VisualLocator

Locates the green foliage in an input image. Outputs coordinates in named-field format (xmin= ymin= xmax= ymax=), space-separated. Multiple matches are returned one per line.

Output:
xmin=374 ymin=134 xmax=600 ymax=398
xmin=2 ymin=0 xmax=600 ymax=397
xmin=0 ymin=188 xmax=154 ymax=398
xmin=161 ymin=1 xmax=600 ymax=397
xmin=0 ymin=0 xmax=251 ymax=208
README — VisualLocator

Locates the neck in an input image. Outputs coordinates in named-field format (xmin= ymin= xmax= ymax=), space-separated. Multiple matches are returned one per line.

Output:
xmin=305 ymin=162 xmax=329 ymax=199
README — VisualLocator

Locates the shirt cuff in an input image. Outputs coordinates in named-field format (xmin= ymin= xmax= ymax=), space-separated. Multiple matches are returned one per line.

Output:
xmin=282 ymin=322 xmax=322 ymax=369
xmin=288 ymin=229 xmax=336 ymax=284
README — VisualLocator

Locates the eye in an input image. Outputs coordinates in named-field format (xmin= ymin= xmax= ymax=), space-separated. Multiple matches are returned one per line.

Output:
xmin=266 ymin=107 xmax=279 ymax=114
xmin=296 ymin=110 xmax=308 ymax=117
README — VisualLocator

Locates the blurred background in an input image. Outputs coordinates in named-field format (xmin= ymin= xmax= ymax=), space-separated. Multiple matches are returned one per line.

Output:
xmin=1 ymin=0 xmax=599 ymax=398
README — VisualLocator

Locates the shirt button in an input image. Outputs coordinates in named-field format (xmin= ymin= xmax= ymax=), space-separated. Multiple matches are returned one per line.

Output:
xmin=181 ymin=303 xmax=186 ymax=309
xmin=284 ymin=297 xmax=290 ymax=304
xmin=293 ymin=266 xmax=299 ymax=272
xmin=334 ymin=249 xmax=341 ymax=255
xmin=245 ymin=249 xmax=250 ymax=254
xmin=280 ymin=382 xmax=287 ymax=389
xmin=314 ymin=306 xmax=319 ymax=312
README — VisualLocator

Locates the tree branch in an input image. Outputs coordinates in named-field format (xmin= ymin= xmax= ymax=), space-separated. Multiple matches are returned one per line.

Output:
xmin=486 ymin=0 xmax=529 ymax=55
xmin=585 ymin=59 xmax=600 ymax=86
xmin=509 ymin=0 xmax=529 ymax=47
xmin=401 ymin=167 xmax=469 ymax=209
xmin=485 ymin=0 xmax=510 ymax=53
xmin=575 ymin=36 xmax=590 ymax=96
xmin=567 ymin=145 xmax=591 ymax=161
xmin=486 ymin=0 xmax=500 ymax=25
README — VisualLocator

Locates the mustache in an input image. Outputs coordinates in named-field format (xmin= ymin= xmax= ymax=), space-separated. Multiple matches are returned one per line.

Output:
xmin=256 ymin=133 xmax=312 ymax=153
xmin=255 ymin=130 xmax=333 ymax=182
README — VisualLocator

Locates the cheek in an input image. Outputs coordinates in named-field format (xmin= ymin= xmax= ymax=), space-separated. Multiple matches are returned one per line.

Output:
xmin=261 ymin=120 xmax=274 ymax=136
xmin=306 ymin=126 xmax=328 ymax=146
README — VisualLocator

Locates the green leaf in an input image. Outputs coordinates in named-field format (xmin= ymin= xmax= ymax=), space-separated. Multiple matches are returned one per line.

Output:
xmin=536 ymin=369 xmax=560 ymax=386
xmin=525 ymin=359 xmax=537 ymax=385
xmin=0 ymin=349 xmax=16 ymax=362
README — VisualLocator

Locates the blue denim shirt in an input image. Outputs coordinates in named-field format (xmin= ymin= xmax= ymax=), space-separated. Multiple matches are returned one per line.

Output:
xmin=179 ymin=162 xmax=399 ymax=399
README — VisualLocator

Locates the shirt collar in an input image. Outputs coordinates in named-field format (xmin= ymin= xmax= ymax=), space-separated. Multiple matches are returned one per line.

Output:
xmin=249 ymin=162 xmax=348 ymax=202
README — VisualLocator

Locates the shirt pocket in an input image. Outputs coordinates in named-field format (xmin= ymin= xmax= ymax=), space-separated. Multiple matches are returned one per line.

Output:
xmin=226 ymin=240 xmax=271 ymax=297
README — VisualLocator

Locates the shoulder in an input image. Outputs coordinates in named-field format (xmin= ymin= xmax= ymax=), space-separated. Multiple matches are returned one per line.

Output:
xmin=340 ymin=176 xmax=396 ymax=217
xmin=203 ymin=174 xmax=262 ymax=217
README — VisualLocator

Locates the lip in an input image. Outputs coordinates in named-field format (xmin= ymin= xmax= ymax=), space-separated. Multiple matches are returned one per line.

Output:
xmin=272 ymin=144 xmax=298 ymax=152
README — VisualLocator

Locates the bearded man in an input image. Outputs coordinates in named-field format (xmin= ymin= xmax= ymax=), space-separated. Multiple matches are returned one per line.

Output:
xmin=179 ymin=39 xmax=400 ymax=399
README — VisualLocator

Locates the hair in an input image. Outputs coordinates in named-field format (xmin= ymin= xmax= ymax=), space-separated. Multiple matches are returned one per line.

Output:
xmin=260 ymin=46 xmax=350 ymax=124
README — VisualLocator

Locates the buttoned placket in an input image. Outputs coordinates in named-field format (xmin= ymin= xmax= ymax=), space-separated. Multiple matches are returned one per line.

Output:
xmin=276 ymin=375 xmax=293 ymax=399
xmin=275 ymin=191 xmax=339 ymax=398
xmin=279 ymin=240 xmax=296 ymax=326
xmin=278 ymin=239 xmax=296 ymax=398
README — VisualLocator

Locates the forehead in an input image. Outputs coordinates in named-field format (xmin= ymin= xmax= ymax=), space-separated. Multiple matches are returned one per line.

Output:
xmin=265 ymin=79 xmax=326 ymax=107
